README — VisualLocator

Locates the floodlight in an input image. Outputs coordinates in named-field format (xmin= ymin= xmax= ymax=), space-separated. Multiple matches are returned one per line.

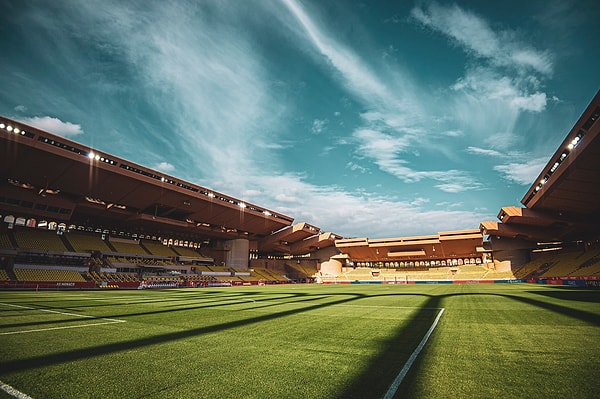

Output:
xmin=6 ymin=125 xmax=12 ymax=132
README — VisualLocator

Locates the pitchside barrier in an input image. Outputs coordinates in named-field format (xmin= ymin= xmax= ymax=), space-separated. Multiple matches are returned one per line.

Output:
xmin=319 ymin=279 xmax=526 ymax=285
xmin=2 ymin=277 xmax=598 ymax=290
xmin=0 ymin=281 xmax=96 ymax=289
xmin=322 ymin=278 xmax=598 ymax=287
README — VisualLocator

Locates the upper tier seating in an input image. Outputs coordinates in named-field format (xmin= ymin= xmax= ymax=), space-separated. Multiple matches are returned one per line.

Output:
xmin=66 ymin=232 xmax=113 ymax=252
xmin=141 ymin=240 xmax=179 ymax=257
xmin=12 ymin=228 xmax=68 ymax=251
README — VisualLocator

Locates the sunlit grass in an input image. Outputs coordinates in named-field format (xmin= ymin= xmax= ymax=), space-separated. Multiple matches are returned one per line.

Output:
xmin=1 ymin=284 xmax=598 ymax=398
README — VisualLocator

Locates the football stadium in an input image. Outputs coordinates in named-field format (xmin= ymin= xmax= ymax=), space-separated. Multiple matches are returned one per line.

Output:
xmin=1 ymin=89 xmax=599 ymax=398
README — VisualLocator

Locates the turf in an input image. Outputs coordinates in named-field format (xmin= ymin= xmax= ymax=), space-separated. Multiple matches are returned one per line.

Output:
xmin=0 ymin=284 xmax=598 ymax=399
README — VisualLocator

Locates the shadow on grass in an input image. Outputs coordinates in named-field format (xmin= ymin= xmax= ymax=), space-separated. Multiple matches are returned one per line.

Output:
xmin=2 ymin=285 xmax=599 ymax=399
xmin=336 ymin=287 xmax=600 ymax=399
xmin=0 ymin=291 xmax=370 ymax=374
xmin=527 ymin=288 xmax=600 ymax=303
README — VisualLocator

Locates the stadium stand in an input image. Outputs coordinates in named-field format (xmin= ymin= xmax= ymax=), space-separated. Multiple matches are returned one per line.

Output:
xmin=172 ymin=246 xmax=202 ymax=257
xmin=0 ymin=231 xmax=14 ymax=249
xmin=66 ymin=232 xmax=113 ymax=253
xmin=0 ymin=269 xmax=9 ymax=281
xmin=108 ymin=240 xmax=149 ymax=256
xmin=140 ymin=240 xmax=179 ymax=257
xmin=14 ymin=268 xmax=86 ymax=282
xmin=12 ymin=228 xmax=68 ymax=251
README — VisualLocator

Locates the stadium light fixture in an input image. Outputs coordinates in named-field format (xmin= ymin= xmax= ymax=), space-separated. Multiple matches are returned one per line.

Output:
xmin=239 ymin=202 xmax=246 ymax=209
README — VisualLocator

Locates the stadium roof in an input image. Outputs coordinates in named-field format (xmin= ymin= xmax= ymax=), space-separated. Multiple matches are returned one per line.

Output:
xmin=481 ymin=90 xmax=600 ymax=242
xmin=0 ymin=116 xmax=336 ymax=253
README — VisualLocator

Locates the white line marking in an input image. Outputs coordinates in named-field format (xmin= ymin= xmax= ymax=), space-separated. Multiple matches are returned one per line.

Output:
xmin=0 ymin=303 xmax=126 ymax=335
xmin=383 ymin=308 xmax=445 ymax=399
xmin=337 ymin=304 xmax=443 ymax=310
xmin=0 ymin=380 xmax=34 ymax=399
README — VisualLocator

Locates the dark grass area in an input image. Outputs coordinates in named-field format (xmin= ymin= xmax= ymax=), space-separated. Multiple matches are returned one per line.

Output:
xmin=0 ymin=284 xmax=599 ymax=399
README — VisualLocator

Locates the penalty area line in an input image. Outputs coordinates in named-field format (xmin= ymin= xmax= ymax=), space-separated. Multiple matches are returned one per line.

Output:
xmin=0 ymin=302 xmax=126 ymax=335
xmin=383 ymin=307 xmax=445 ymax=399
xmin=0 ymin=380 xmax=34 ymax=399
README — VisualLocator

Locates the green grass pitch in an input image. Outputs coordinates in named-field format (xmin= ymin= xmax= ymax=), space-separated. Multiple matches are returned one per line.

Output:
xmin=1 ymin=284 xmax=599 ymax=399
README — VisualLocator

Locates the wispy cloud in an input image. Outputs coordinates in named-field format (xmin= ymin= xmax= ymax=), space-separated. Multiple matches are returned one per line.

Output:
xmin=281 ymin=0 xmax=393 ymax=106
xmin=282 ymin=0 xmax=480 ymax=195
xmin=411 ymin=1 xmax=554 ymax=164
xmin=64 ymin=1 xmax=284 ymax=181
xmin=353 ymin=128 xmax=482 ymax=192
xmin=452 ymin=67 xmax=547 ymax=112
xmin=21 ymin=116 xmax=83 ymax=137
xmin=466 ymin=146 xmax=507 ymax=158
xmin=411 ymin=2 xmax=553 ymax=75
xmin=311 ymin=118 xmax=328 ymax=134
xmin=345 ymin=161 xmax=368 ymax=174
xmin=231 ymin=173 xmax=487 ymax=237
xmin=467 ymin=146 xmax=546 ymax=185
xmin=153 ymin=162 xmax=175 ymax=173
xmin=494 ymin=157 xmax=547 ymax=185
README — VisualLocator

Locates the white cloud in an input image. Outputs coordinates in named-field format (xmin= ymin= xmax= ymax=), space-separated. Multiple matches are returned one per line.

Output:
xmin=67 ymin=1 xmax=282 ymax=181
xmin=345 ymin=161 xmax=368 ymax=174
xmin=14 ymin=105 xmax=27 ymax=112
xmin=281 ymin=0 xmax=391 ymax=105
xmin=510 ymin=92 xmax=547 ymax=112
xmin=410 ymin=197 xmax=430 ymax=206
xmin=352 ymin=128 xmax=482 ymax=192
xmin=466 ymin=146 xmax=506 ymax=158
xmin=443 ymin=130 xmax=463 ymax=137
xmin=452 ymin=68 xmax=547 ymax=113
xmin=411 ymin=2 xmax=553 ymax=158
xmin=494 ymin=157 xmax=547 ymax=185
xmin=311 ymin=118 xmax=328 ymax=134
xmin=21 ymin=116 xmax=83 ymax=137
xmin=214 ymin=173 xmax=489 ymax=238
xmin=154 ymin=162 xmax=175 ymax=173
xmin=411 ymin=2 xmax=553 ymax=75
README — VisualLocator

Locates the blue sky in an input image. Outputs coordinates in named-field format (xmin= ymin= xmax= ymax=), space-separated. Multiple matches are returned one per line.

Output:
xmin=1 ymin=0 xmax=598 ymax=238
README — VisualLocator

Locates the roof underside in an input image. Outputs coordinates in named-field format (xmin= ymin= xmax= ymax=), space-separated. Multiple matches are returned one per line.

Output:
xmin=481 ymin=90 xmax=600 ymax=242
xmin=0 ymin=116 xmax=336 ymax=253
